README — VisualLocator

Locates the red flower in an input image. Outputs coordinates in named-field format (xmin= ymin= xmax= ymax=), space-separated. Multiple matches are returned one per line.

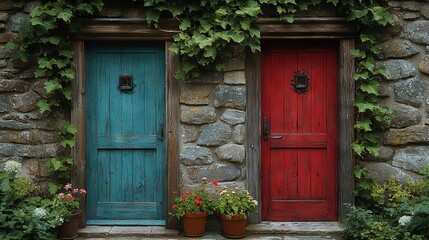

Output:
xmin=178 ymin=184 xmax=184 ymax=187
xmin=212 ymin=180 xmax=218 ymax=187
xmin=181 ymin=195 xmax=187 ymax=200
xmin=195 ymin=200 xmax=203 ymax=207
xmin=195 ymin=195 xmax=202 ymax=201
xmin=185 ymin=190 xmax=192 ymax=195
xmin=173 ymin=204 xmax=178 ymax=209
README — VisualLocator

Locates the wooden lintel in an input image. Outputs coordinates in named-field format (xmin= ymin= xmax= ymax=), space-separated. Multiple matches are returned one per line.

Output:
xmin=75 ymin=18 xmax=356 ymax=40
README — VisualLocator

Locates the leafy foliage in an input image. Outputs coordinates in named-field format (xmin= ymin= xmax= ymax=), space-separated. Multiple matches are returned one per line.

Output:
xmin=7 ymin=0 xmax=394 ymax=184
xmin=344 ymin=165 xmax=429 ymax=240
xmin=217 ymin=187 xmax=257 ymax=219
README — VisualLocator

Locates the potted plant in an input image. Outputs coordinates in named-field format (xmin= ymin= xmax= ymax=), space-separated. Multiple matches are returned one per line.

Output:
xmin=52 ymin=183 xmax=87 ymax=240
xmin=172 ymin=178 xmax=218 ymax=237
xmin=217 ymin=188 xmax=258 ymax=238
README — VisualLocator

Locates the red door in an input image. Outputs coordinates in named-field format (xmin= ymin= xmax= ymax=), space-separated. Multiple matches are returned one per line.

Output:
xmin=261 ymin=41 xmax=338 ymax=221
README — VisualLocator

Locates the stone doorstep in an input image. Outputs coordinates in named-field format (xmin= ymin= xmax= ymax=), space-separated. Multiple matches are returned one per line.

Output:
xmin=77 ymin=222 xmax=343 ymax=239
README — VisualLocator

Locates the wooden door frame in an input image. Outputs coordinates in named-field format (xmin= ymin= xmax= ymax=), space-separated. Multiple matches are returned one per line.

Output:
xmin=70 ymin=19 xmax=180 ymax=229
xmin=70 ymin=17 xmax=355 ymax=227
xmin=246 ymin=18 xmax=356 ymax=223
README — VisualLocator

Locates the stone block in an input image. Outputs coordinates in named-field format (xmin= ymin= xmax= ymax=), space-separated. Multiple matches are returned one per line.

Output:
xmin=394 ymin=78 xmax=424 ymax=107
xmin=0 ymin=23 xmax=5 ymax=31
xmin=180 ymin=124 xmax=199 ymax=143
xmin=378 ymin=81 xmax=391 ymax=97
xmin=383 ymin=125 xmax=429 ymax=145
xmin=0 ymin=13 xmax=8 ymax=22
xmin=0 ymin=143 xmax=14 ymax=157
xmin=15 ymin=143 xmax=60 ymax=158
xmin=220 ymin=109 xmax=245 ymax=126
xmin=8 ymin=13 xmax=28 ymax=33
xmin=0 ymin=59 xmax=7 ymax=67
xmin=0 ymin=130 xmax=58 ymax=144
xmin=0 ymin=79 xmax=29 ymax=92
xmin=214 ymin=85 xmax=246 ymax=110
xmin=361 ymin=162 xmax=421 ymax=184
xmin=0 ymin=120 xmax=33 ymax=130
xmin=422 ymin=5 xmax=429 ymax=19
xmin=379 ymin=60 xmax=416 ymax=80
xmin=401 ymin=1 xmax=421 ymax=11
xmin=379 ymin=39 xmax=419 ymax=59
xmin=197 ymin=122 xmax=231 ymax=146
xmin=0 ymin=95 xmax=10 ymax=113
xmin=180 ymin=84 xmax=212 ymax=105
xmin=224 ymin=71 xmax=245 ymax=85
xmin=232 ymin=124 xmax=245 ymax=144
xmin=393 ymin=146 xmax=429 ymax=173
xmin=364 ymin=146 xmax=394 ymax=162
xmin=0 ymin=1 xmax=14 ymax=11
xmin=387 ymin=102 xmax=421 ymax=128
xmin=215 ymin=144 xmax=245 ymax=163
xmin=185 ymin=72 xmax=222 ymax=84
xmin=223 ymin=46 xmax=245 ymax=71
xmin=403 ymin=20 xmax=429 ymax=44
xmin=3 ymin=111 xmax=48 ymax=121
xmin=419 ymin=55 xmax=429 ymax=75
xmin=33 ymin=79 xmax=50 ymax=98
xmin=0 ymin=32 xmax=18 ymax=43
xmin=180 ymin=105 xmax=216 ymax=125
xmin=402 ymin=12 xmax=420 ymax=20
xmin=187 ymin=164 xmax=241 ymax=183
xmin=11 ymin=91 xmax=40 ymax=112
xmin=180 ymin=145 xmax=213 ymax=166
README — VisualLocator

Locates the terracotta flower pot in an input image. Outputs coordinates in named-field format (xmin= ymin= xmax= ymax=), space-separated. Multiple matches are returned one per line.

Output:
xmin=59 ymin=212 xmax=80 ymax=240
xmin=183 ymin=212 xmax=207 ymax=237
xmin=220 ymin=213 xmax=247 ymax=239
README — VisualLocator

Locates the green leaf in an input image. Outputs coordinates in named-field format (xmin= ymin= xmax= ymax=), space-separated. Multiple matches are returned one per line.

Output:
xmin=44 ymin=80 xmax=62 ymax=93
xmin=355 ymin=120 xmax=372 ymax=132
xmin=50 ymin=158 xmax=63 ymax=171
xmin=203 ymin=46 xmax=217 ymax=59
xmin=146 ymin=11 xmax=160 ymax=26
xmin=352 ymin=142 xmax=365 ymax=156
xmin=360 ymin=81 xmax=378 ymax=95
xmin=230 ymin=32 xmax=245 ymax=43
xmin=57 ymin=9 xmax=73 ymax=23
xmin=47 ymin=181 xmax=62 ymax=194
xmin=62 ymin=86 xmax=73 ymax=100
xmin=179 ymin=19 xmax=191 ymax=31
xmin=34 ymin=68 xmax=47 ymax=78
xmin=61 ymin=139 xmax=75 ymax=148
xmin=4 ymin=42 xmax=16 ymax=51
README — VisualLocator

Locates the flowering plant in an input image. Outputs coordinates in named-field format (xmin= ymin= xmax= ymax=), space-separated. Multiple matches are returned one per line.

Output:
xmin=52 ymin=183 xmax=87 ymax=221
xmin=217 ymin=187 xmax=257 ymax=219
xmin=172 ymin=178 xmax=218 ymax=218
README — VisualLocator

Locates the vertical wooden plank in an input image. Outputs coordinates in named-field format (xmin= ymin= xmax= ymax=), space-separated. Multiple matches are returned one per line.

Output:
xmin=71 ymin=40 xmax=87 ymax=227
xmin=246 ymin=49 xmax=261 ymax=224
xmin=338 ymin=39 xmax=355 ymax=221
xmin=166 ymin=41 xmax=180 ymax=229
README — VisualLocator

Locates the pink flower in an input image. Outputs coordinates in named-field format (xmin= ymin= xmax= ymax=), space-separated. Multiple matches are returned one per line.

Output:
xmin=58 ymin=193 xmax=65 ymax=198
xmin=178 ymin=184 xmax=184 ymax=187
xmin=79 ymin=189 xmax=87 ymax=195
xmin=64 ymin=183 xmax=72 ymax=190
xmin=73 ymin=189 xmax=79 ymax=194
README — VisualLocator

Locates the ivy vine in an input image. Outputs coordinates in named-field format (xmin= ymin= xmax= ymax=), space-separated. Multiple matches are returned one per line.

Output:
xmin=6 ymin=0 xmax=393 ymax=189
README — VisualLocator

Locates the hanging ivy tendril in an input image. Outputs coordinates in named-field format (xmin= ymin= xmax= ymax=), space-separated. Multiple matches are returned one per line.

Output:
xmin=6 ymin=0 xmax=393 ymax=189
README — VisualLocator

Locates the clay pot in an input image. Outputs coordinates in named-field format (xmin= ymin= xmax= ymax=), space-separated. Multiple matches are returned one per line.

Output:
xmin=182 ymin=212 xmax=207 ymax=237
xmin=220 ymin=213 xmax=247 ymax=239
xmin=59 ymin=212 xmax=80 ymax=239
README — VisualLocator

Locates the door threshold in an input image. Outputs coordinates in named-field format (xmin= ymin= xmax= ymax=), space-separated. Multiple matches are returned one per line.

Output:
xmin=87 ymin=220 xmax=165 ymax=226
xmin=78 ymin=225 xmax=178 ymax=238
xmin=246 ymin=221 xmax=343 ymax=236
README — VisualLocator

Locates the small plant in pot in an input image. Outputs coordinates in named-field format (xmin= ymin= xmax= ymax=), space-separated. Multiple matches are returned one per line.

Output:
xmin=217 ymin=187 xmax=258 ymax=239
xmin=52 ymin=183 xmax=86 ymax=240
xmin=172 ymin=178 xmax=218 ymax=237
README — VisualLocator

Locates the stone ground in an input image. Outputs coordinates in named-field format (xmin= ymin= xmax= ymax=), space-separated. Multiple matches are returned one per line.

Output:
xmin=76 ymin=222 xmax=343 ymax=240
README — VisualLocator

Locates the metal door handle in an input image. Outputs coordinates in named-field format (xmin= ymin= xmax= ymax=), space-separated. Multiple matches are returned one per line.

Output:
xmin=270 ymin=136 xmax=282 ymax=139
xmin=159 ymin=123 xmax=164 ymax=141
xmin=263 ymin=117 xmax=269 ymax=141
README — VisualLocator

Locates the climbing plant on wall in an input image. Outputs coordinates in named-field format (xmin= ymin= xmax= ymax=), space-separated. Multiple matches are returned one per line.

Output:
xmin=6 ymin=0 xmax=393 ymax=188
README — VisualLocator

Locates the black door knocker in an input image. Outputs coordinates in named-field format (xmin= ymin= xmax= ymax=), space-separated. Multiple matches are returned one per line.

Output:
xmin=291 ymin=71 xmax=309 ymax=94
xmin=119 ymin=74 xmax=134 ymax=92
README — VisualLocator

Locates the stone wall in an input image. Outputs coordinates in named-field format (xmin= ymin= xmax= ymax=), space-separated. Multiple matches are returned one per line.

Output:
xmin=0 ymin=1 xmax=64 ymax=189
xmin=2 ymin=0 xmax=429 ymax=190
xmin=362 ymin=0 xmax=429 ymax=183
xmin=179 ymin=47 xmax=247 ymax=188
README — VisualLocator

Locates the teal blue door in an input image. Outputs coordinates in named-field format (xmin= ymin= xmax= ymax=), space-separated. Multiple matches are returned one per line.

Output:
xmin=86 ymin=42 xmax=166 ymax=225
